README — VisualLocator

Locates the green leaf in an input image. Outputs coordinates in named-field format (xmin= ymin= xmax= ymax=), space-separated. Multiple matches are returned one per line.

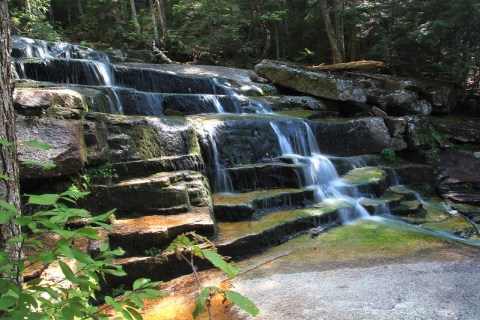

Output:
xmin=58 ymin=261 xmax=76 ymax=283
xmin=126 ymin=307 xmax=143 ymax=320
xmin=61 ymin=306 xmax=75 ymax=320
xmin=0 ymin=139 xmax=12 ymax=147
xmin=132 ymin=278 xmax=150 ymax=291
xmin=0 ymin=174 xmax=11 ymax=181
xmin=21 ymin=161 xmax=56 ymax=169
xmin=0 ymin=201 xmax=18 ymax=213
xmin=13 ymin=216 xmax=33 ymax=226
xmin=225 ymin=290 xmax=259 ymax=316
xmin=60 ymin=190 xmax=90 ymax=199
xmin=28 ymin=194 xmax=59 ymax=206
xmin=0 ymin=211 xmax=16 ymax=224
xmin=19 ymin=140 xmax=52 ymax=150
xmin=193 ymin=287 xmax=211 ymax=319
xmin=71 ymin=248 xmax=94 ymax=264
xmin=202 ymin=249 xmax=239 ymax=279
xmin=0 ymin=295 xmax=17 ymax=309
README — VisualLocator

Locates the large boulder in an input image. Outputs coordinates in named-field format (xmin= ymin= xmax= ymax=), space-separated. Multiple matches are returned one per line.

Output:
xmin=310 ymin=117 xmax=404 ymax=156
xmin=17 ymin=117 xmax=86 ymax=180
xmin=13 ymin=87 xmax=87 ymax=119
xmin=353 ymin=73 xmax=459 ymax=114
xmin=254 ymin=60 xmax=367 ymax=103
xmin=435 ymin=150 xmax=480 ymax=205
xmin=429 ymin=116 xmax=480 ymax=144
xmin=86 ymin=113 xmax=201 ymax=163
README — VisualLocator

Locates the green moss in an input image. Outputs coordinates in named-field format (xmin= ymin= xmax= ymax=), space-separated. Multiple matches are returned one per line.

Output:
xmin=130 ymin=125 xmax=164 ymax=159
xmin=340 ymin=167 xmax=387 ymax=185
xmin=213 ymin=189 xmax=305 ymax=206
xmin=218 ymin=206 xmax=340 ymax=242
xmin=276 ymin=109 xmax=319 ymax=119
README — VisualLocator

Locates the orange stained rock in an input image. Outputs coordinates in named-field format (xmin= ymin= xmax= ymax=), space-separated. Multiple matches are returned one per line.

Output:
xmin=107 ymin=270 xmax=241 ymax=320
xmin=111 ymin=208 xmax=212 ymax=233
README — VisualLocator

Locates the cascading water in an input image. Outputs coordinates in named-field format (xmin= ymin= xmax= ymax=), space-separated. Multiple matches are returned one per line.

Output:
xmin=270 ymin=120 xmax=370 ymax=222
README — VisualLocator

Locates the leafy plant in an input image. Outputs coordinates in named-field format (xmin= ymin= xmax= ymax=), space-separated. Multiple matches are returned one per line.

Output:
xmin=0 ymin=141 xmax=164 ymax=319
xmin=380 ymin=148 xmax=398 ymax=163
xmin=167 ymin=232 xmax=259 ymax=320
xmin=0 ymin=189 xmax=164 ymax=319
xmin=144 ymin=247 xmax=163 ymax=257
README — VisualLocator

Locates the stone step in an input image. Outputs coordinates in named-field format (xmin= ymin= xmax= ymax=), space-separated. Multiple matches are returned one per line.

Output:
xmin=213 ymin=188 xmax=316 ymax=221
xmin=108 ymin=207 xmax=214 ymax=256
xmin=88 ymin=170 xmax=211 ymax=215
xmin=215 ymin=199 xmax=353 ymax=258
xmin=222 ymin=163 xmax=307 ymax=191
xmin=111 ymin=154 xmax=204 ymax=180
xmin=336 ymin=167 xmax=389 ymax=197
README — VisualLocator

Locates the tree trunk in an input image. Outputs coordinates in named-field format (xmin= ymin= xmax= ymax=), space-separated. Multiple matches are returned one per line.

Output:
xmin=0 ymin=0 xmax=22 ymax=285
xmin=319 ymin=0 xmax=343 ymax=63
xmin=274 ymin=22 xmax=280 ymax=59
xmin=149 ymin=0 xmax=160 ymax=46
xmin=334 ymin=0 xmax=345 ymax=61
xmin=130 ymin=0 xmax=140 ymax=34
xmin=155 ymin=0 xmax=168 ymax=40
xmin=77 ymin=0 xmax=84 ymax=16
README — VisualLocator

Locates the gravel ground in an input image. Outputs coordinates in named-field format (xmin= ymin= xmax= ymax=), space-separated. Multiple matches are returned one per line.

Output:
xmin=233 ymin=257 xmax=480 ymax=320
xmin=231 ymin=219 xmax=480 ymax=320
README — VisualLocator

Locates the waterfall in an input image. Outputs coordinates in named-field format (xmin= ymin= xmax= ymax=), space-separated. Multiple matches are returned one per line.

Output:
xmin=198 ymin=121 xmax=233 ymax=193
xmin=211 ymin=78 xmax=243 ymax=113
xmin=270 ymin=120 xmax=371 ymax=223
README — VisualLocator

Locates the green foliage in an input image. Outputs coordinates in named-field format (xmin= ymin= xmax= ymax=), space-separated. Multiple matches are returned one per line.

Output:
xmin=167 ymin=232 xmax=258 ymax=319
xmin=143 ymin=247 xmax=162 ymax=257
xmin=71 ymin=163 xmax=119 ymax=192
xmin=380 ymin=148 xmax=398 ymax=163
xmin=0 ymin=189 xmax=164 ymax=319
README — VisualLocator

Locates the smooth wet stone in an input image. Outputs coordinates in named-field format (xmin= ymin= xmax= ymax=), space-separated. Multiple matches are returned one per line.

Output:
xmin=388 ymin=185 xmax=420 ymax=201
xmin=213 ymin=189 xmax=316 ymax=221
xmin=391 ymin=162 xmax=434 ymax=186
xmin=328 ymin=154 xmax=381 ymax=176
xmin=310 ymin=117 xmax=401 ymax=156
xmin=163 ymin=94 xmax=245 ymax=115
xmin=390 ymin=200 xmax=425 ymax=217
xmin=254 ymin=60 xmax=367 ymax=103
xmin=216 ymin=206 xmax=342 ymax=258
xmin=450 ymin=203 xmax=480 ymax=225
xmin=113 ymin=65 xmax=227 ymax=94
xmin=109 ymin=207 xmax=214 ymax=256
xmin=17 ymin=117 xmax=86 ymax=180
xmin=339 ymin=167 xmax=388 ymax=196
xmin=224 ymin=163 xmax=306 ymax=191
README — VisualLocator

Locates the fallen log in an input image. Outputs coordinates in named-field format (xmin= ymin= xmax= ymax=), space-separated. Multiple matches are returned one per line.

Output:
xmin=307 ymin=60 xmax=385 ymax=72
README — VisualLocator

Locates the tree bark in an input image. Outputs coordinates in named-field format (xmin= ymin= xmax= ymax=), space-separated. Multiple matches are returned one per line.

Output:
xmin=0 ymin=0 xmax=22 ymax=285
xmin=319 ymin=0 xmax=343 ymax=63
xmin=155 ymin=0 xmax=168 ymax=40
xmin=130 ymin=0 xmax=140 ymax=34
xmin=149 ymin=0 xmax=160 ymax=46
xmin=334 ymin=0 xmax=345 ymax=61
xmin=77 ymin=0 xmax=84 ymax=16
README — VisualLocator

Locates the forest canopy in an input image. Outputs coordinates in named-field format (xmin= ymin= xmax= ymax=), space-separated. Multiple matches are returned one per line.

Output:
xmin=7 ymin=0 xmax=480 ymax=87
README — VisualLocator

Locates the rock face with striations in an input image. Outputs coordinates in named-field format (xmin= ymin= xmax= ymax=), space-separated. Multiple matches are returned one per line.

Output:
xmin=254 ymin=60 xmax=367 ymax=103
